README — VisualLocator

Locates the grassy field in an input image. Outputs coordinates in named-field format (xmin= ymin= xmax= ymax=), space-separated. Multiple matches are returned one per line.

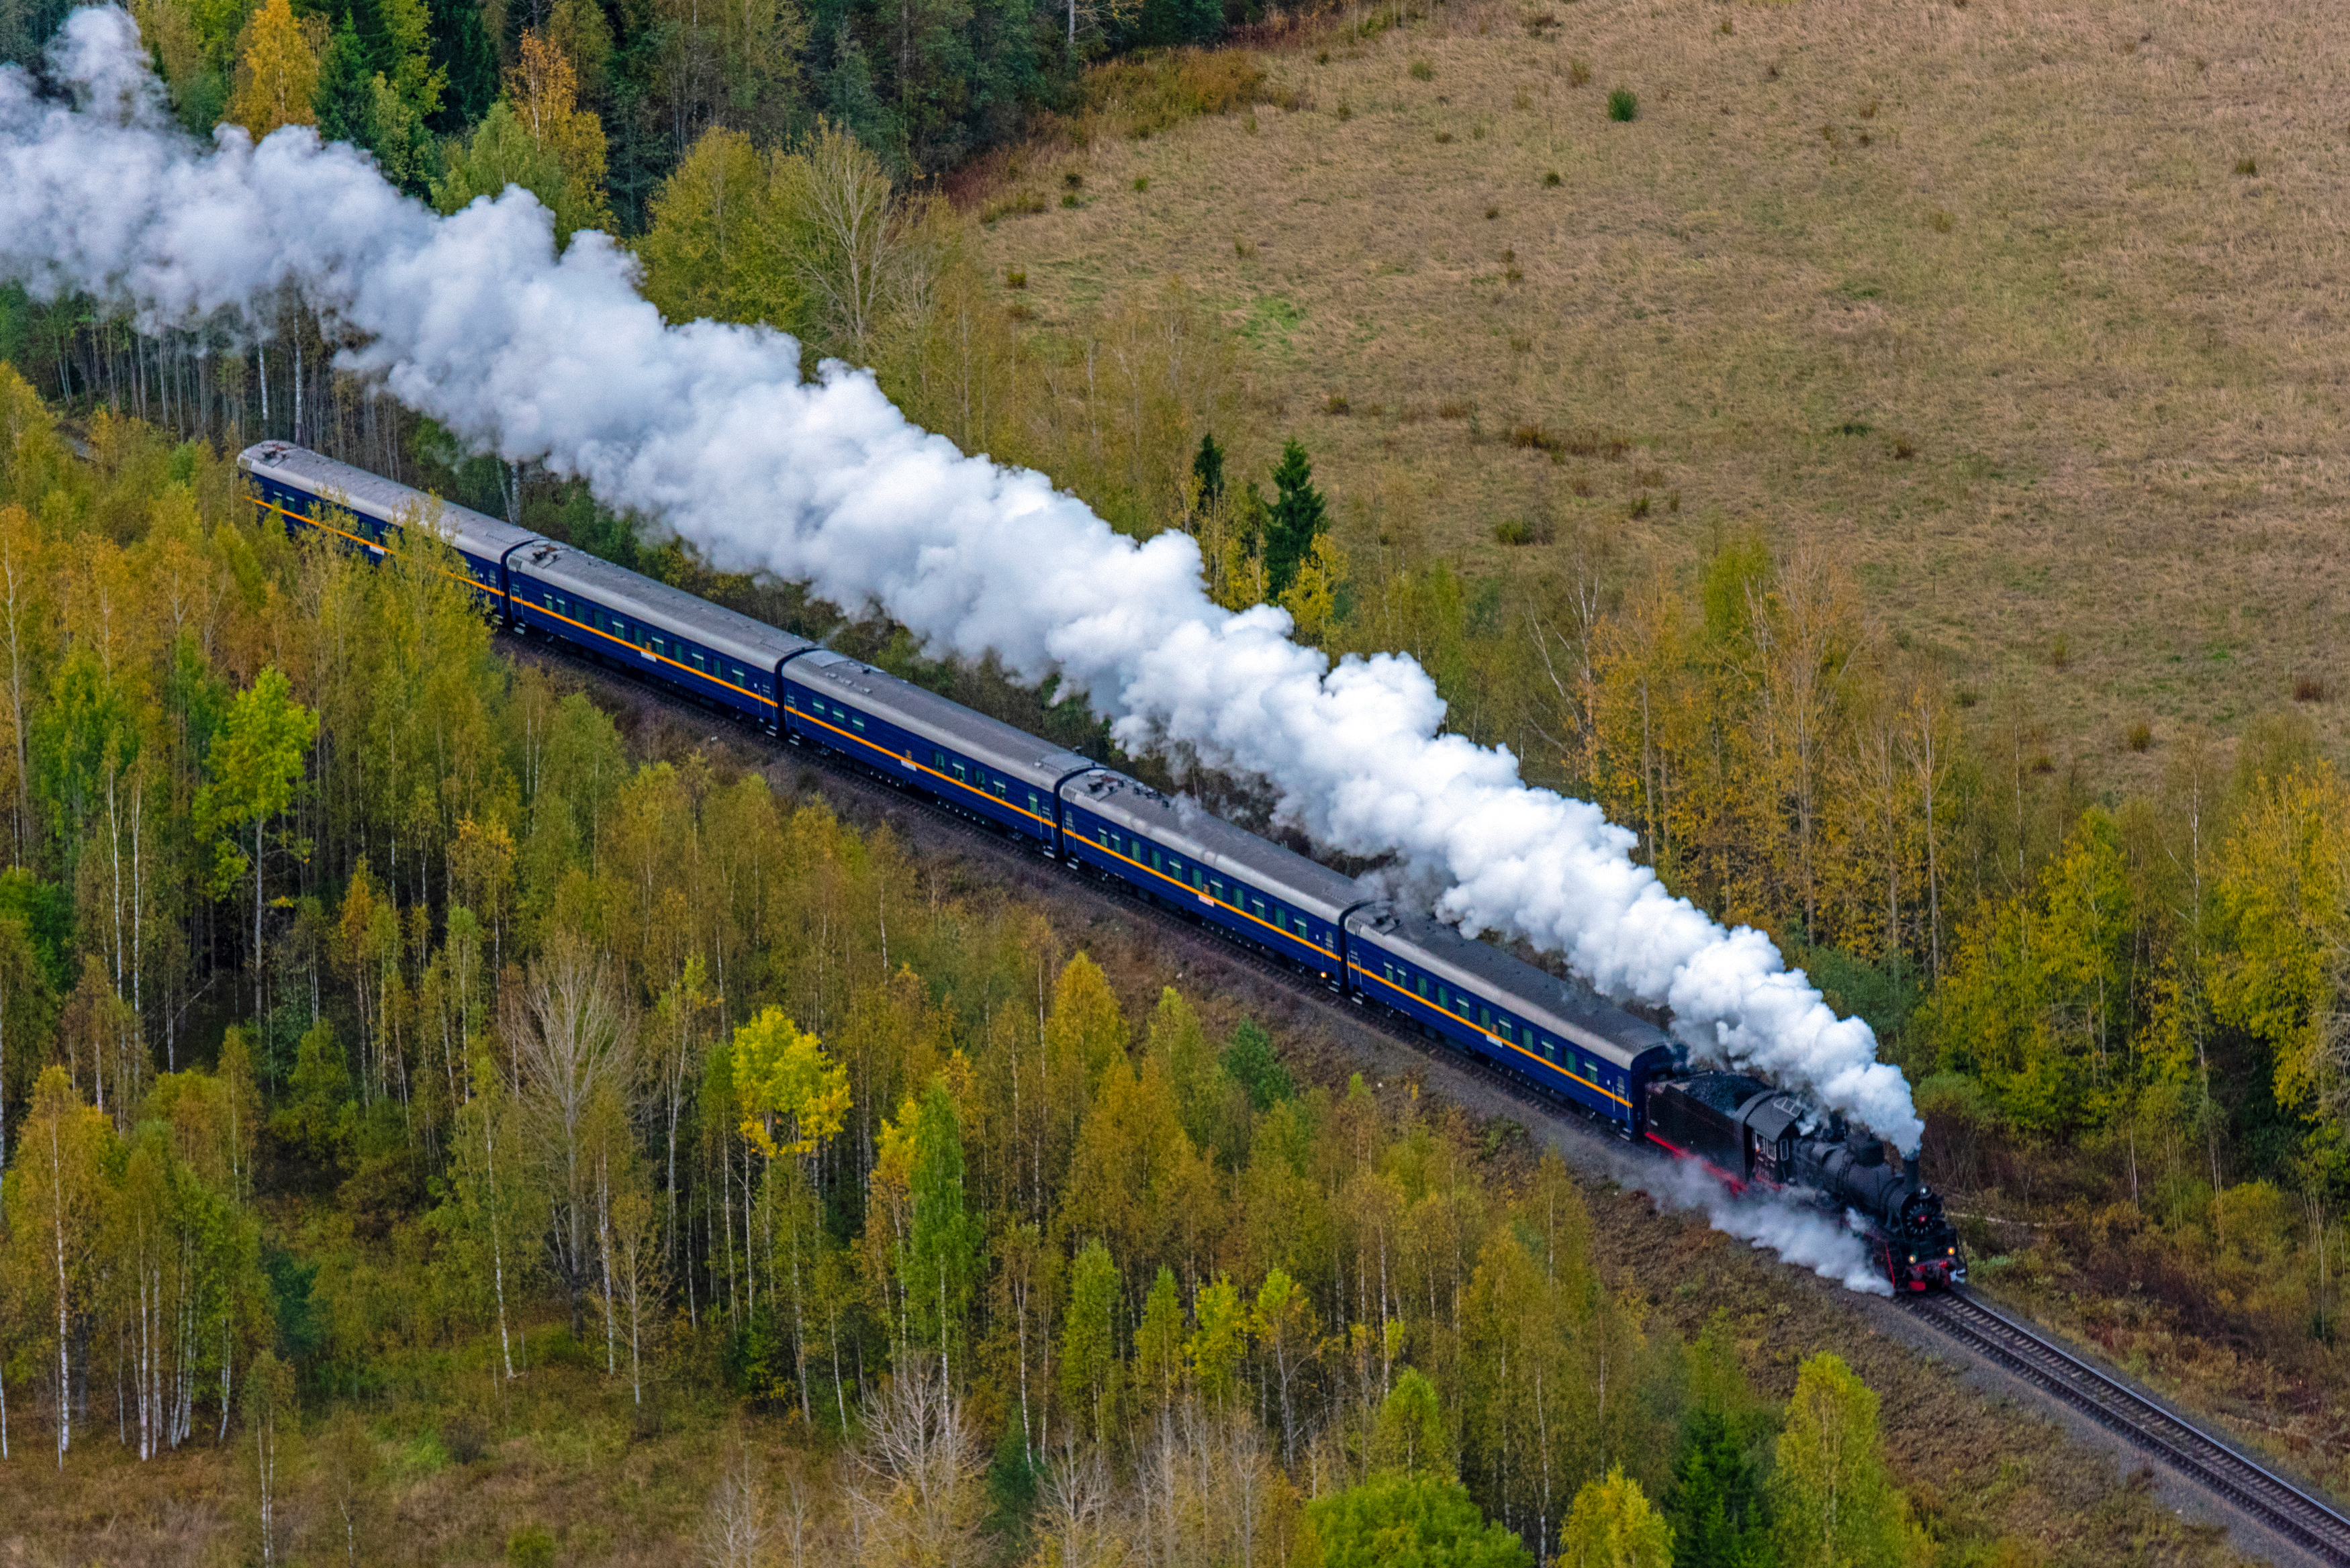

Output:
xmin=972 ymin=0 xmax=2349 ymax=787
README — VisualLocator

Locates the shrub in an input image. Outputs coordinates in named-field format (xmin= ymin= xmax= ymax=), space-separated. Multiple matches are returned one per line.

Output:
xmin=1004 ymin=268 xmax=1027 ymax=288
xmin=1543 ymin=170 xmax=1562 ymax=187
xmin=1607 ymin=87 xmax=1638 ymax=121
xmin=1436 ymin=398 xmax=1474 ymax=420
xmin=1493 ymin=519 xmax=1552 ymax=546
xmin=1061 ymin=192 xmax=1080 ymax=208
xmin=1133 ymin=175 xmax=1149 ymax=191
xmin=2295 ymin=675 xmax=2330 ymax=703
xmin=2049 ymin=634 xmax=2071 ymax=670
xmin=1409 ymin=58 xmax=1434 ymax=81
xmin=1891 ymin=437 xmax=1917 ymax=460
xmin=980 ymin=189 xmax=1049 ymax=224
xmin=1436 ymin=130 xmax=1454 ymax=144
xmin=1006 ymin=301 xmax=1035 ymax=322
xmin=1323 ymin=393 xmax=1352 ymax=415
xmin=2126 ymin=722 xmax=2153 ymax=752
xmin=1522 ymin=9 xmax=1560 ymax=36
xmin=1234 ymin=236 xmax=1257 ymax=258
xmin=506 ymin=1526 xmax=557 ymax=1568
xmin=444 ymin=1414 xmax=489 ymax=1464
xmin=1629 ymin=495 xmax=1650 ymax=518
xmin=1567 ymin=56 xmax=1592 ymax=87
xmin=1513 ymin=87 xmax=1531 ymax=109
xmin=1929 ymin=208 xmax=1953 ymax=232
xmin=1485 ymin=205 xmax=1501 ymax=219
xmin=2235 ymin=156 xmax=2258 ymax=176
xmin=1512 ymin=424 xmax=1624 ymax=458
xmin=1718 ymin=16 xmax=1732 ymax=33
xmin=1083 ymin=48 xmax=1274 ymax=138
xmin=1335 ymin=97 xmax=1353 ymax=121
xmin=1064 ymin=170 xmax=1084 ymax=189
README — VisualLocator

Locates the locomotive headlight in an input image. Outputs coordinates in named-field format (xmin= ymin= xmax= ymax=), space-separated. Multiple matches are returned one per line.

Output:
xmin=1908 ymin=1254 xmax=1916 ymax=1263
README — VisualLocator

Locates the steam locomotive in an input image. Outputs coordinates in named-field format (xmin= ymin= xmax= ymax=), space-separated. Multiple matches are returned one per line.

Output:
xmin=1646 ymin=1071 xmax=1964 ymax=1291
xmin=236 ymin=440 xmax=1961 ymax=1293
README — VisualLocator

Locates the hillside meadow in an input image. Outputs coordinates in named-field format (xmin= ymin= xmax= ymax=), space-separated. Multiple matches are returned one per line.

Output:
xmin=969 ymin=0 xmax=2350 ymax=789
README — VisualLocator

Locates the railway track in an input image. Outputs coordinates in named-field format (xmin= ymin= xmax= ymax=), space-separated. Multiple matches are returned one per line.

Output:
xmin=521 ymin=631 xmax=2350 ymax=1563
xmin=1910 ymin=1289 xmax=2350 ymax=1565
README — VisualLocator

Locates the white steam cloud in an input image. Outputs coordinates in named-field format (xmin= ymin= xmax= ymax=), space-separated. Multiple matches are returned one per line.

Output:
xmin=1627 ymin=1157 xmax=1893 ymax=1297
xmin=0 ymin=7 xmax=1924 ymax=1149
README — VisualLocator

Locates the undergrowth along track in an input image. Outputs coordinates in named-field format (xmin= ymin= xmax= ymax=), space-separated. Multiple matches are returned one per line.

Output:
xmin=520 ymin=629 xmax=2350 ymax=1562
xmin=1910 ymin=1290 xmax=2350 ymax=1564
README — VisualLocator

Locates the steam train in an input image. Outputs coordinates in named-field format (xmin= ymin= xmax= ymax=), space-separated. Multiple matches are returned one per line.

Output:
xmin=1646 ymin=1072 xmax=1965 ymax=1291
xmin=236 ymin=440 xmax=1962 ymax=1292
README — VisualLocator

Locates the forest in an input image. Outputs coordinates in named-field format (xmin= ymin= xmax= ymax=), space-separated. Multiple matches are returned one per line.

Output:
xmin=0 ymin=0 xmax=2346 ymax=1545
xmin=0 ymin=374 xmax=1983 ymax=1566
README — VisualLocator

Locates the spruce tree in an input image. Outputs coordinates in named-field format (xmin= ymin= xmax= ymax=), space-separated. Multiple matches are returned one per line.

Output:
xmin=1263 ymin=438 xmax=1327 ymax=600
xmin=1192 ymin=432 xmax=1225 ymax=508
xmin=313 ymin=19 xmax=375 ymax=150
xmin=1667 ymin=1408 xmax=1777 ymax=1568
xmin=425 ymin=0 xmax=497 ymax=133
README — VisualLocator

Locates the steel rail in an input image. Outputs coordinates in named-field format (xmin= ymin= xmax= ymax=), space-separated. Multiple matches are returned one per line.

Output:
xmin=1910 ymin=1288 xmax=2350 ymax=1564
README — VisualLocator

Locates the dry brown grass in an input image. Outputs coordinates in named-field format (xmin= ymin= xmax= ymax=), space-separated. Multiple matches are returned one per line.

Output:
xmin=970 ymin=0 xmax=2350 ymax=786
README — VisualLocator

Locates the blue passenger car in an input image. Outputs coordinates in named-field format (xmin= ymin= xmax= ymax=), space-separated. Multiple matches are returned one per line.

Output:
xmin=1344 ymin=904 xmax=1677 ymax=1134
xmin=782 ymin=650 xmax=1092 ymax=851
xmin=504 ymin=539 xmax=808 ymax=728
xmin=238 ymin=440 xmax=530 ymax=607
xmin=1057 ymin=771 xmax=1366 ymax=985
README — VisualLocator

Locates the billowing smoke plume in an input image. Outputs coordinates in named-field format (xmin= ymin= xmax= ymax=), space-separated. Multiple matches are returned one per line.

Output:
xmin=0 ymin=7 xmax=1924 ymax=1150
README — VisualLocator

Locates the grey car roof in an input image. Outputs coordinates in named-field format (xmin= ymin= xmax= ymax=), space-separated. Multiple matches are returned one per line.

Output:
xmin=237 ymin=441 xmax=536 ymax=561
xmin=1062 ymin=771 xmax=1364 ymax=921
xmin=512 ymin=540 xmax=814 ymax=672
xmin=789 ymin=650 xmax=1095 ymax=787
xmin=1346 ymin=904 xmax=1675 ymax=1069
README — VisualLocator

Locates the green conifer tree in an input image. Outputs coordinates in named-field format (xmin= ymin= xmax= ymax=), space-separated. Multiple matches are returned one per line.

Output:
xmin=314 ymin=20 xmax=375 ymax=148
xmin=1262 ymin=438 xmax=1327 ymax=600
xmin=1191 ymin=433 xmax=1225 ymax=508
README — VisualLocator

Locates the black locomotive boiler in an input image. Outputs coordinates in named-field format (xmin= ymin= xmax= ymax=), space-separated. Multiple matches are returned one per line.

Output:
xmin=1645 ymin=1071 xmax=1963 ymax=1291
